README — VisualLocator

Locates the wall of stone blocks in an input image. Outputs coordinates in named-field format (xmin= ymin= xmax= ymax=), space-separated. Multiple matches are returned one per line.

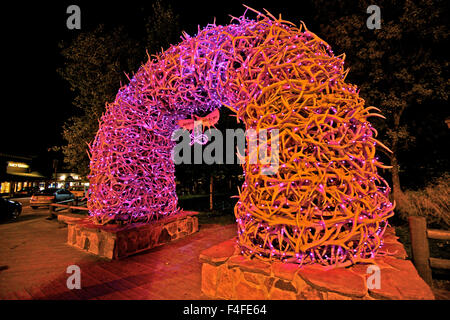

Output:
xmin=199 ymin=228 xmax=435 ymax=300
xmin=67 ymin=212 xmax=198 ymax=259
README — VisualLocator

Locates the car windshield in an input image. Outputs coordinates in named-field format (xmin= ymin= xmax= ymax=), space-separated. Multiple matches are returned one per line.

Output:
xmin=35 ymin=189 xmax=57 ymax=196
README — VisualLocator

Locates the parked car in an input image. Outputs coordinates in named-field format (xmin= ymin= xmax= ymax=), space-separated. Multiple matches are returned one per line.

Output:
xmin=0 ymin=197 xmax=22 ymax=220
xmin=30 ymin=188 xmax=75 ymax=209
xmin=69 ymin=185 xmax=88 ymax=199
xmin=14 ymin=186 xmax=40 ymax=197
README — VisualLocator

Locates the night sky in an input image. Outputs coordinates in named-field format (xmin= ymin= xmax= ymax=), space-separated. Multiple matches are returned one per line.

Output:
xmin=4 ymin=1 xmax=446 ymax=185
xmin=2 ymin=0 xmax=316 ymax=157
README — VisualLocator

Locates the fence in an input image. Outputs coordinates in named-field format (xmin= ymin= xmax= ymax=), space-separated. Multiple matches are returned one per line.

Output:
xmin=408 ymin=216 xmax=450 ymax=286
xmin=48 ymin=198 xmax=89 ymax=215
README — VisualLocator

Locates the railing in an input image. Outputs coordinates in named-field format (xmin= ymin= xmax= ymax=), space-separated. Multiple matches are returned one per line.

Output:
xmin=49 ymin=198 xmax=89 ymax=214
xmin=408 ymin=216 xmax=450 ymax=286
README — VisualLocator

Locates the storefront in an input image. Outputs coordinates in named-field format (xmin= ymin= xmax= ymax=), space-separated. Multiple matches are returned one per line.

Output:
xmin=0 ymin=153 xmax=47 ymax=197
xmin=53 ymin=172 xmax=88 ymax=189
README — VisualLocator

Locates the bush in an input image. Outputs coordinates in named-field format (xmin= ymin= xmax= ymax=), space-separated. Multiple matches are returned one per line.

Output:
xmin=401 ymin=173 xmax=450 ymax=228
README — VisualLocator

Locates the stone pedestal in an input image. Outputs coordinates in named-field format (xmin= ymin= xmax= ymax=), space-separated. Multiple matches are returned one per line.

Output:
xmin=67 ymin=211 xmax=199 ymax=259
xmin=199 ymin=228 xmax=435 ymax=300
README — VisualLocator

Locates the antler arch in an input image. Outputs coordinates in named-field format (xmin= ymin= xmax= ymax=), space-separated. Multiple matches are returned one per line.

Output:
xmin=88 ymin=9 xmax=394 ymax=266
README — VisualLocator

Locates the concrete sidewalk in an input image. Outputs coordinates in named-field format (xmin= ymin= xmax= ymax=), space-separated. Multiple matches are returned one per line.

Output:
xmin=0 ymin=212 xmax=236 ymax=300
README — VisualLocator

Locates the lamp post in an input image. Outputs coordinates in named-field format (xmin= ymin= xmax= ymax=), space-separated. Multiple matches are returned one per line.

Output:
xmin=53 ymin=159 xmax=58 ymax=188
xmin=47 ymin=159 xmax=59 ymax=220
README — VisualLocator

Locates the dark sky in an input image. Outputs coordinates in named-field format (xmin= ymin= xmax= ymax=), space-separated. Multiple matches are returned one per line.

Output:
xmin=2 ymin=0 xmax=316 ymax=158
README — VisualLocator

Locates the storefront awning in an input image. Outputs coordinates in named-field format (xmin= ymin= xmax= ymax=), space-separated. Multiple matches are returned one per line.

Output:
xmin=6 ymin=171 xmax=46 ymax=179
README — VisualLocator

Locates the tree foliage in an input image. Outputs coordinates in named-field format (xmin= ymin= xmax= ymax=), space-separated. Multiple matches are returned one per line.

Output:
xmin=145 ymin=0 xmax=181 ymax=53
xmin=310 ymin=0 xmax=449 ymax=210
xmin=58 ymin=1 xmax=180 ymax=176
xmin=58 ymin=25 xmax=141 ymax=176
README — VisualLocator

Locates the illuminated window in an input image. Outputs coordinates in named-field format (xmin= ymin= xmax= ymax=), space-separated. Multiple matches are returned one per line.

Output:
xmin=1 ymin=182 xmax=11 ymax=194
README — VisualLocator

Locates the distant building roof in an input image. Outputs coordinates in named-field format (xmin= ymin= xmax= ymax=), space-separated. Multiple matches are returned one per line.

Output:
xmin=6 ymin=171 xmax=46 ymax=178
xmin=0 ymin=153 xmax=33 ymax=161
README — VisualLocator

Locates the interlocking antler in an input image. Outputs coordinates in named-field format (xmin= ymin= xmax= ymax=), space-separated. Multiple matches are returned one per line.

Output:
xmin=88 ymin=8 xmax=394 ymax=267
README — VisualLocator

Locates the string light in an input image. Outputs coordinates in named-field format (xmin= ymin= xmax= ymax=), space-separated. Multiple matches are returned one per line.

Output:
xmin=87 ymin=7 xmax=394 ymax=267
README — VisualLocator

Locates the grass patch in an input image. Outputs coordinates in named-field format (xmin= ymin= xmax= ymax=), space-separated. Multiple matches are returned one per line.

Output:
xmin=178 ymin=194 xmax=209 ymax=200
xmin=391 ymin=220 xmax=449 ymax=292
xmin=197 ymin=210 xmax=236 ymax=225
xmin=399 ymin=173 xmax=450 ymax=228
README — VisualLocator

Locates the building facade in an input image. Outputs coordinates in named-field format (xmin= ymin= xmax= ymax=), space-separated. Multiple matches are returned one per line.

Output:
xmin=0 ymin=153 xmax=47 ymax=197
xmin=54 ymin=172 xmax=88 ymax=189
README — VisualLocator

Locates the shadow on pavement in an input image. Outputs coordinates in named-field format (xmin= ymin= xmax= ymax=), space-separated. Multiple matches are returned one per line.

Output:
xmin=0 ymin=214 xmax=47 ymax=224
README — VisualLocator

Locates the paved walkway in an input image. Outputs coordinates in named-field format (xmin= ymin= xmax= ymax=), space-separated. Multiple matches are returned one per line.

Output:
xmin=0 ymin=209 xmax=236 ymax=300
xmin=1 ymin=203 xmax=448 ymax=300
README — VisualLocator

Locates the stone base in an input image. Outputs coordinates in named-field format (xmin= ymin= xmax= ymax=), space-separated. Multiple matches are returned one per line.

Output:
xmin=199 ymin=228 xmax=435 ymax=300
xmin=67 ymin=211 xmax=199 ymax=259
xmin=58 ymin=213 xmax=87 ymax=225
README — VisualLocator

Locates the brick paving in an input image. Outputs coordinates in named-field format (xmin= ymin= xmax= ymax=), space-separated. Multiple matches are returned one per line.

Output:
xmin=1 ymin=204 xmax=448 ymax=300
xmin=0 ymin=208 xmax=236 ymax=300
